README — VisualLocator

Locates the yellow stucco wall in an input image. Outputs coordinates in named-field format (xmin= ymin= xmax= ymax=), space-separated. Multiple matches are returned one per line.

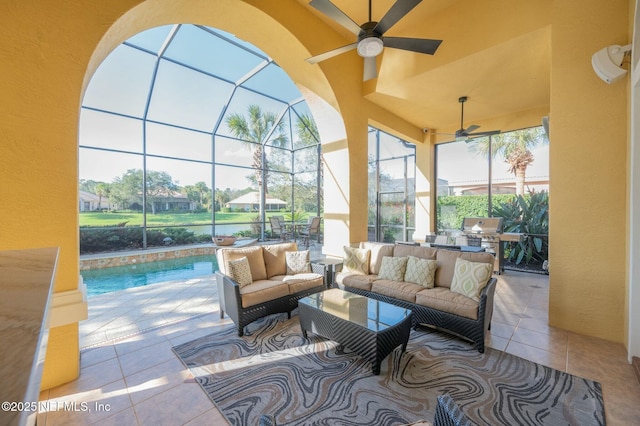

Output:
xmin=0 ymin=0 xmax=393 ymax=388
xmin=0 ymin=1 xmax=112 ymax=388
xmin=548 ymin=0 xmax=630 ymax=342
xmin=0 ymin=0 xmax=633 ymax=390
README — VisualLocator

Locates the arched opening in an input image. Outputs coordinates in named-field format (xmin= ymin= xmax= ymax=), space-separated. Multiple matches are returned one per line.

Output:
xmin=79 ymin=24 xmax=326 ymax=255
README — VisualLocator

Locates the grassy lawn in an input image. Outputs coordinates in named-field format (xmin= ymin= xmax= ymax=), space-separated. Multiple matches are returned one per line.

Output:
xmin=79 ymin=211 xmax=289 ymax=227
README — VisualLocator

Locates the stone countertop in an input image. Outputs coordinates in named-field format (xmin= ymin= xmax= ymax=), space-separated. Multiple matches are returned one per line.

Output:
xmin=0 ymin=247 xmax=58 ymax=426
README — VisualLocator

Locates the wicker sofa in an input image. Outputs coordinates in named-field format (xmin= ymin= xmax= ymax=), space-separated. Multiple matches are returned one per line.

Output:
xmin=335 ymin=242 xmax=497 ymax=353
xmin=216 ymin=242 xmax=324 ymax=336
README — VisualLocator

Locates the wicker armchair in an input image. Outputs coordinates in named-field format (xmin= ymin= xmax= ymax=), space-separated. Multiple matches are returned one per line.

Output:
xmin=434 ymin=394 xmax=474 ymax=426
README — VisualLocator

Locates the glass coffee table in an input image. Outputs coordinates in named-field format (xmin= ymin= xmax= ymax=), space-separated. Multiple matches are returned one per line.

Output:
xmin=298 ymin=288 xmax=413 ymax=375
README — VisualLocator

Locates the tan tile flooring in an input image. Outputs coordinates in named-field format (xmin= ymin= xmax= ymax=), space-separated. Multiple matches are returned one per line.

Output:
xmin=38 ymin=268 xmax=640 ymax=425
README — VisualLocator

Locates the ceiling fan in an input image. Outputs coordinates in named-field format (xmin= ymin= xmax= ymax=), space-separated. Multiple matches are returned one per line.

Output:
xmin=453 ymin=96 xmax=501 ymax=141
xmin=306 ymin=0 xmax=443 ymax=81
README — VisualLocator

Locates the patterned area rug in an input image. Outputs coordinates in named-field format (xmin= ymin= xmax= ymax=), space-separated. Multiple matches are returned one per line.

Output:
xmin=173 ymin=315 xmax=605 ymax=426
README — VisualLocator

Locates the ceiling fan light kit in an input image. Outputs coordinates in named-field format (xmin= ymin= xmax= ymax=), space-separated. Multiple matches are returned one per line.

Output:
xmin=307 ymin=0 xmax=443 ymax=81
xmin=357 ymin=36 xmax=384 ymax=57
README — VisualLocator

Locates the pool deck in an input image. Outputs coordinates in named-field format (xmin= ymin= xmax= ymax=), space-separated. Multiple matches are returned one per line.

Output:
xmin=79 ymin=240 xmax=302 ymax=347
xmin=81 ymin=276 xmax=220 ymax=349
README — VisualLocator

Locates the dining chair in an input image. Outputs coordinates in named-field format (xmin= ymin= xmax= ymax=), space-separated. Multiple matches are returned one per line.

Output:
xmin=269 ymin=216 xmax=290 ymax=241
xmin=298 ymin=216 xmax=321 ymax=248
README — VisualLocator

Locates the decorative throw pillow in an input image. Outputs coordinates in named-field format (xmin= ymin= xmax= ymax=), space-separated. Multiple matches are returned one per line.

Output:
xmin=377 ymin=256 xmax=408 ymax=281
xmin=227 ymin=256 xmax=253 ymax=288
xmin=450 ymin=258 xmax=492 ymax=301
xmin=343 ymin=246 xmax=371 ymax=275
xmin=285 ymin=250 xmax=311 ymax=275
xmin=404 ymin=256 xmax=438 ymax=288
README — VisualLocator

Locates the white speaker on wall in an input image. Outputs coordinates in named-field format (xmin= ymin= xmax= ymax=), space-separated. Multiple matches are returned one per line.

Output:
xmin=591 ymin=44 xmax=632 ymax=84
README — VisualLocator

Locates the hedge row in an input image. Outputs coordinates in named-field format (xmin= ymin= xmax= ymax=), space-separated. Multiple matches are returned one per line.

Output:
xmin=80 ymin=227 xmax=211 ymax=254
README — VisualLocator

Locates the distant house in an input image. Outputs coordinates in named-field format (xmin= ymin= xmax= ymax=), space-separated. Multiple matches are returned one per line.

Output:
xmin=79 ymin=190 xmax=196 ymax=212
xmin=79 ymin=190 xmax=113 ymax=212
xmin=437 ymin=177 xmax=549 ymax=196
xmin=148 ymin=189 xmax=196 ymax=212
xmin=226 ymin=192 xmax=287 ymax=211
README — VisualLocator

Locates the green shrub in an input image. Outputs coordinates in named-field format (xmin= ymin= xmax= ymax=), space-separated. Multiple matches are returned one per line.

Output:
xmin=79 ymin=226 xmax=210 ymax=254
xmin=492 ymin=191 xmax=549 ymax=266
xmin=437 ymin=194 xmax=515 ymax=230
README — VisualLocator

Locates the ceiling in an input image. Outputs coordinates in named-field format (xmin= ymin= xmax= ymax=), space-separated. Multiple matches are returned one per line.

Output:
xmin=295 ymin=0 xmax=552 ymax=139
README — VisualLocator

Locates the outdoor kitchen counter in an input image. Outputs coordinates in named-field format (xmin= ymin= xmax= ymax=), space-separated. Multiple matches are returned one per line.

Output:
xmin=0 ymin=247 xmax=58 ymax=426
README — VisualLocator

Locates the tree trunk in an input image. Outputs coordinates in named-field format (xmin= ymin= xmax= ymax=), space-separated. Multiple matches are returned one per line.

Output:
xmin=515 ymin=167 xmax=526 ymax=195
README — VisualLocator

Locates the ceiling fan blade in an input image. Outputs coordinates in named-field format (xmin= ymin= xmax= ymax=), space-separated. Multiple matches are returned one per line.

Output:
xmin=462 ymin=130 xmax=501 ymax=143
xmin=306 ymin=42 xmax=357 ymax=64
xmin=309 ymin=0 xmax=362 ymax=36
xmin=464 ymin=124 xmax=480 ymax=134
xmin=374 ymin=0 xmax=422 ymax=35
xmin=468 ymin=130 xmax=501 ymax=137
xmin=383 ymin=37 xmax=442 ymax=55
xmin=363 ymin=56 xmax=377 ymax=81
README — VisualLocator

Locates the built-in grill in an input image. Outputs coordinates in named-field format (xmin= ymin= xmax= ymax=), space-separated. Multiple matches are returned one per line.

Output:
xmin=460 ymin=217 xmax=525 ymax=274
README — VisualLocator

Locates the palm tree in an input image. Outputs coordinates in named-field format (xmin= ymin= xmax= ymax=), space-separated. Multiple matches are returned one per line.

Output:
xmin=94 ymin=182 xmax=110 ymax=211
xmin=214 ymin=189 xmax=230 ymax=212
xmin=295 ymin=113 xmax=323 ymax=212
xmin=225 ymin=104 xmax=288 ymax=196
xmin=470 ymin=127 xmax=547 ymax=195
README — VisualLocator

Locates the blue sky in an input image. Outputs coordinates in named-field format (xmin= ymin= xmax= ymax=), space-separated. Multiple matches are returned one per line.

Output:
xmin=80 ymin=24 xmax=314 ymax=190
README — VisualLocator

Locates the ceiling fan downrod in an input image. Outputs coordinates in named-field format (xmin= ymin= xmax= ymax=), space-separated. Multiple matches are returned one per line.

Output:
xmin=459 ymin=96 xmax=467 ymax=129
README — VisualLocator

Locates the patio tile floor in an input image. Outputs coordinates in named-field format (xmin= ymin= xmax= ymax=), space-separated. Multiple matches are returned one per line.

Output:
xmin=38 ymin=257 xmax=640 ymax=425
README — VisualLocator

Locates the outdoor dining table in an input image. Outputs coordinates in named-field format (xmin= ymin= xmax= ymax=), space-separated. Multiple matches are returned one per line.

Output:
xmin=285 ymin=222 xmax=308 ymax=241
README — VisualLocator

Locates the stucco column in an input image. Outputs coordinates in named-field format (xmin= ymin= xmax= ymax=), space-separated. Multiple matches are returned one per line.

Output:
xmin=320 ymin=113 xmax=369 ymax=256
xmin=548 ymin=0 xmax=628 ymax=342
xmin=413 ymin=136 xmax=435 ymax=241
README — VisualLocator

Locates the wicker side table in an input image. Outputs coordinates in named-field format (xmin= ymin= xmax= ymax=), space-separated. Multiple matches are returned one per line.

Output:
xmin=310 ymin=257 xmax=343 ymax=288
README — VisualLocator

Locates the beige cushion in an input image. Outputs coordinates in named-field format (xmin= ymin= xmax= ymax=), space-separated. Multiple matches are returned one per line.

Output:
xmin=415 ymin=287 xmax=479 ymax=320
xmin=435 ymin=250 xmax=495 ymax=288
xmin=335 ymin=273 xmax=377 ymax=291
xmin=377 ymin=256 xmax=408 ymax=281
xmin=450 ymin=258 xmax=493 ymax=301
xmin=359 ymin=242 xmax=394 ymax=275
xmin=343 ymin=246 xmax=370 ymax=275
xmin=239 ymin=279 xmax=289 ymax=308
xmin=404 ymin=256 xmax=438 ymax=288
xmin=282 ymin=273 xmax=324 ymax=293
xmin=227 ymin=257 xmax=253 ymax=288
xmin=371 ymin=280 xmax=423 ymax=303
xmin=286 ymin=250 xmax=311 ymax=275
xmin=263 ymin=242 xmax=298 ymax=278
xmin=393 ymin=244 xmax=438 ymax=260
xmin=217 ymin=246 xmax=267 ymax=281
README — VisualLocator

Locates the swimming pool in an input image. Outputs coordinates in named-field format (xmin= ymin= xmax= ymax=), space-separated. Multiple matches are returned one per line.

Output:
xmin=82 ymin=255 xmax=219 ymax=297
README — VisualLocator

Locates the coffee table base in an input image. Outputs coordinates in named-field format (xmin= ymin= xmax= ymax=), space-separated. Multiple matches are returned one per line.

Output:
xmin=299 ymin=302 xmax=412 ymax=375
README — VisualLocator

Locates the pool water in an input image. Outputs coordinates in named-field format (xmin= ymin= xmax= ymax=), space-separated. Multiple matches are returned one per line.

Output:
xmin=82 ymin=255 xmax=219 ymax=297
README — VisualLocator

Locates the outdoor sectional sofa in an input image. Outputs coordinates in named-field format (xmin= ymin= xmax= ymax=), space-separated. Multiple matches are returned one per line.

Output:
xmin=335 ymin=242 xmax=497 ymax=352
xmin=216 ymin=242 xmax=324 ymax=336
